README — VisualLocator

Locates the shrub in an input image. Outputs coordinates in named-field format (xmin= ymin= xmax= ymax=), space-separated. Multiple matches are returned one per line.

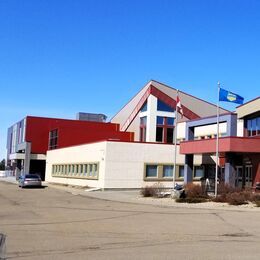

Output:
xmin=251 ymin=193 xmax=260 ymax=202
xmin=175 ymin=183 xmax=209 ymax=203
xmin=226 ymin=192 xmax=248 ymax=206
xmin=217 ymin=183 xmax=242 ymax=195
xmin=254 ymin=200 xmax=260 ymax=207
xmin=140 ymin=183 xmax=165 ymax=198
xmin=184 ymin=183 xmax=208 ymax=199
xmin=213 ymin=183 xmax=243 ymax=203
xmin=140 ymin=186 xmax=156 ymax=197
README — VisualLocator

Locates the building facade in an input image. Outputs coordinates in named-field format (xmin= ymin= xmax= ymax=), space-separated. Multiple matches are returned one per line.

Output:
xmin=6 ymin=115 xmax=133 ymax=180
xmin=8 ymin=80 xmax=259 ymax=189
xmin=46 ymin=80 xmax=257 ymax=189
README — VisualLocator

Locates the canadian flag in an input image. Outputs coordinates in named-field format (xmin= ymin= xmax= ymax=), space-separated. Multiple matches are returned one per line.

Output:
xmin=176 ymin=95 xmax=183 ymax=118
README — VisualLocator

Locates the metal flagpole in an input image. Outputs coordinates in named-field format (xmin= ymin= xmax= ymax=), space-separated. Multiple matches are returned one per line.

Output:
xmin=173 ymin=90 xmax=179 ymax=188
xmin=215 ymin=82 xmax=220 ymax=197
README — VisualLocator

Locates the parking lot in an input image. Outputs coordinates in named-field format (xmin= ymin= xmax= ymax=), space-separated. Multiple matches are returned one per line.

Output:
xmin=0 ymin=181 xmax=260 ymax=259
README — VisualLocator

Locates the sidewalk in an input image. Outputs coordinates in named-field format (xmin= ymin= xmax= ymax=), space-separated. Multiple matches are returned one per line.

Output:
xmin=42 ymin=183 xmax=260 ymax=211
xmin=1 ymin=177 xmax=259 ymax=211
xmin=0 ymin=176 xmax=17 ymax=184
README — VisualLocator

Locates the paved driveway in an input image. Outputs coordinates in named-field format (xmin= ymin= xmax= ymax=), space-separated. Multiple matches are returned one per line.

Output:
xmin=0 ymin=181 xmax=260 ymax=259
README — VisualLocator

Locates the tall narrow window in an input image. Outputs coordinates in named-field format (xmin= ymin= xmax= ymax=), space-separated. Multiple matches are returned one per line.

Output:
xmin=258 ymin=117 xmax=260 ymax=135
xmin=140 ymin=117 xmax=147 ymax=142
xmin=247 ymin=116 xmax=260 ymax=137
xmin=178 ymin=166 xmax=184 ymax=178
xmin=49 ymin=129 xmax=58 ymax=150
xmin=140 ymin=102 xmax=147 ymax=112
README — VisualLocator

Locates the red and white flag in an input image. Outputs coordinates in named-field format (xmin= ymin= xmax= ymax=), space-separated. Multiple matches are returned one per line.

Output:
xmin=176 ymin=95 xmax=183 ymax=118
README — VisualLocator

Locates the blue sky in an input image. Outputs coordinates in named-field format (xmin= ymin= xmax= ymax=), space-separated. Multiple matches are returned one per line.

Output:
xmin=1 ymin=0 xmax=260 ymax=160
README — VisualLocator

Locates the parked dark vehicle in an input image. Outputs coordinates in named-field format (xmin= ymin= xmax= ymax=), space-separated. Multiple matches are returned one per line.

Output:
xmin=18 ymin=174 xmax=42 ymax=188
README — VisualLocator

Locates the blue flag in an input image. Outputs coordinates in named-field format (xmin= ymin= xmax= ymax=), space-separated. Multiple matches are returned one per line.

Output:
xmin=219 ymin=87 xmax=244 ymax=104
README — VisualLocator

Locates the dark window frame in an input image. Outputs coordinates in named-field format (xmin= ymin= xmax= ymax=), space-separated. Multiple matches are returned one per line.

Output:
xmin=247 ymin=116 xmax=260 ymax=137
xmin=49 ymin=129 xmax=58 ymax=150
xmin=156 ymin=116 xmax=175 ymax=143
xmin=140 ymin=117 xmax=147 ymax=142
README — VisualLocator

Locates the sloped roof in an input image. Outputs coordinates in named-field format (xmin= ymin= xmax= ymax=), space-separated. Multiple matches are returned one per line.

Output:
xmin=236 ymin=96 xmax=260 ymax=119
xmin=111 ymin=80 xmax=230 ymax=131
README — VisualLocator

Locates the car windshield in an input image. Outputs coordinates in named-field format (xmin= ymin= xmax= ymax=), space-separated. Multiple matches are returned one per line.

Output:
xmin=25 ymin=174 xmax=40 ymax=179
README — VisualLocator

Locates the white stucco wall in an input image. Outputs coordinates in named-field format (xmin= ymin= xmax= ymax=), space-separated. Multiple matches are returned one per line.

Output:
xmin=177 ymin=122 xmax=186 ymax=140
xmin=237 ymin=119 xmax=244 ymax=137
xmin=46 ymin=142 xmax=107 ymax=188
xmin=194 ymin=122 xmax=227 ymax=138
xmin=103 ymin=141 xmax=184 ymax=188
xmin=102 ymin=141 xmax=205 ymax=189
xmin=46 ymin=140 xmax=209 ymax=189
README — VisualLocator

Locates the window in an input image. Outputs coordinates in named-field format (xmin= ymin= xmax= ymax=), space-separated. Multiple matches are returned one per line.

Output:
xmin=156 ymin=127 xmax=163 ymax=142
xmin=144 ymin=164 xmax=185 ymax=181
xmin=156 ymin=117 xmax=175 ymax=143
xmin=75 ymin=165 xmax=79 ymax=175
xmin=252 ymin=118 xmax=257 ymax=136
xmin=49 ymin=129 xmax=58 ymax=150
xmin=93 ymin=164 xmax=98 ymax=177
xmin=247 ymin=116 xmax=260 ymax=136
xmin=84 ymin=164 xmax=88 ymax=176
xmin=194 ymin=166 xmax=204 ymax=178
xmin=140 ymin=102 xmax=147 ymax=112
xmin=89 ymin=164 xmax=93 ymax=177
xmin=167 ymin=117 xmax=174 ymax=125
xmin=258 ymin=117 xmax=260 ymax=135
xmin=157 ymin=100 xmax=174 ymax=112
xmin=166 ymin=128 xmax=174 ymax=143
xmin=140 ymin=117 xmax=147 ymax=142
xmin=146 ymin=165 xmax=158 ymax=178
xmin=78 ymin=164 xmax=82 ymax=176
xmin=51 ymin=163 xmax=99 ymax=179
xmin=157 ymin=116 xmax=164 ymax=125
xmin=178 ymin=166 xmax=184 ymax=178
xmin=64 ymin=165 xmax=67 ymax=175
xmin=163 ymin=165 xmax=173 ymax=178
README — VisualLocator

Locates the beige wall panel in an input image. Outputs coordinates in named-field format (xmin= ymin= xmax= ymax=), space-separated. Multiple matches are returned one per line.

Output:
xmin=126 ymin=113 xmax=140 ymax=141
xmin=237 ymin=119 xmax=244 ymax=137
xmin=46 ymin=140 xmax=210 ymax=189
xmin=104 ymin=141 xmax=186 ymax=189
xmin=46 ymin=142 xmax=107 ymax=187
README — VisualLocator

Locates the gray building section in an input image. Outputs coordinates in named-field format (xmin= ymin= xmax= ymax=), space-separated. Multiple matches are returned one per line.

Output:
xmin=6 ymin=118 xmax=43 ymax=179
xmin=183 ymin=113 xmax=238 ymax=187
xmin=76 ymin=112 xmax=107 ymax=122
xmin=6 ymin=118 xmax=27 ymax=160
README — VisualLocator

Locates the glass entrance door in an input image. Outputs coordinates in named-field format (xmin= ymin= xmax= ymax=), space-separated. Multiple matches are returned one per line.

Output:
xmin=245 ymin=165 xmax=253 ymax=187
xmin=235 ymin=166 xmax=243 ymax=188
